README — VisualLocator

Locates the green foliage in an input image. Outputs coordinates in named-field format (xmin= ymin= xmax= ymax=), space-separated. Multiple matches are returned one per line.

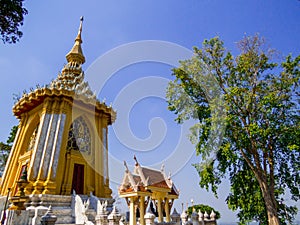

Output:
xmin=187 ymin=204 xmax=221 ymax=220
xmin=226 ymin=161 xmax=268 ymax=224
xmin=0 ymin=0 xmax=28 ymax=43
xmin=166 ymin=35 xmax=300 ymax=224
xmin=0 ymin=125 xmax=18 ymax=175
xmin=7 ymin=125 xmax=18 ymax=144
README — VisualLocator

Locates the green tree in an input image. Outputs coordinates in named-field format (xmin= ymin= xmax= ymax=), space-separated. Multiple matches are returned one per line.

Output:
xmin=0 ymin=0 xmax=28 ymax=43
xmin=187 ymin=204 xmax=221 ymax=220
xmin=0 ymin=125 xmax=18 ymax=175
xmin=166 ymin=35 xmax=300 ymax=225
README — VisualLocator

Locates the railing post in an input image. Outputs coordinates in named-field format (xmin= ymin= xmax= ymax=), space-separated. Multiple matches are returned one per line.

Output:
xmin=108 ymin=206 xmax=121 ymax=225
xmin=40 ymin=206 xmax=57 ymax=225
xmin=180 ymin=211 xmax=188 ymax=225
xmin=170 ymin=208 xmax=180 ymax=225
xmin=144 ymin=210 xmax=155 ymax=225
xmin=198 ymin=211 xmax=204 ymax=225
xmin=191 ymin=210 xmax=199 ymax=225
xmin=95 ymin=201 xmax=108 ymax=225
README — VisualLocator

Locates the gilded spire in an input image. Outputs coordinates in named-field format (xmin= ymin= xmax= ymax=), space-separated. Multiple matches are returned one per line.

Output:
xmin=75 ymin=16 xmax=83 ymax=43
xmin=66 ymin=16 xmax=85 ymax=65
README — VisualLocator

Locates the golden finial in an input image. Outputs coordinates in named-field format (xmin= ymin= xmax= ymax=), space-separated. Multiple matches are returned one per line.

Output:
xmin=75 ymin=16 xmax=84 ymax=43
xmin=65 ymin=16 xmax=85 ymax=65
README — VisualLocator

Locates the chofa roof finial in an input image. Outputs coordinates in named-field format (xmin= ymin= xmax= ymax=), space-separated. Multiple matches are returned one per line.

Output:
xmin=133 ymin=155 xmax=139 ymax=166
xmin=123 ymin=161 xmax=129 ymax=172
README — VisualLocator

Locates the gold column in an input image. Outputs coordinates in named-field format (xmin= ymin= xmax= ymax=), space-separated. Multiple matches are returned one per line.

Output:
xmin=95 ymin=114 xmax=107 ymax=197
xmin=0 ymin=121 xmax=23 ymax=195
xmin=32 ymin=98 xmax=52 ymax=194
xmin=157 ymin=198 xmax=163 ymax=222
xmin=139 ymin=196 xmax=145 ymax=225
xmin=130 ymin=197 xmax=136 ymax=225
xmin=165 ymin=198 xmax=170 ymax=222
xmin=61 ymin=152 xmax=72 ymax=194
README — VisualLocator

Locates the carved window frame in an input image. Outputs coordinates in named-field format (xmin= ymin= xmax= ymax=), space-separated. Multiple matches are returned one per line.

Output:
xmin=67 ymin=116 xmax=91 ymax=155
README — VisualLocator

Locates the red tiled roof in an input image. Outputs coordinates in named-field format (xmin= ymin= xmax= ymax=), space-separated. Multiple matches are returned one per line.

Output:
xmin=119 ymin=162 xmax=179 ymax=197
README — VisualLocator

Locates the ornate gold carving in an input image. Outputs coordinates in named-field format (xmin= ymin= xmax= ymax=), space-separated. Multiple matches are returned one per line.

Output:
xmin=27 ymin=123 xmax=39 ymax=152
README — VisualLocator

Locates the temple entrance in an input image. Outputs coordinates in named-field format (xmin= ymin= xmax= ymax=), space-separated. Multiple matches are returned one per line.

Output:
xmin=72 ymin=163 xmax=84 ymax=194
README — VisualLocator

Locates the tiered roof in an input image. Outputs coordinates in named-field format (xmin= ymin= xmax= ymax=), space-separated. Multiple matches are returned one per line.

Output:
xmin=119 ymin=156 xmax=179 ymax=198
xmin=12 ymin=17 xmax=115 ymax=124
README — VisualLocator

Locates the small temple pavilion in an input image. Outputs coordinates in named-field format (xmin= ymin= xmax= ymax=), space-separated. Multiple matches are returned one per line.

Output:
xmin=119 ymin=156 xmax=179 ymax=225
xmin=0 ymin=17 xmax=115 ymax=202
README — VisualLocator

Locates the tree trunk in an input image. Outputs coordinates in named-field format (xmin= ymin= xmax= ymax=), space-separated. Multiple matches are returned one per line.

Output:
xmin=260 ymin=183 xmax=280 ymax=225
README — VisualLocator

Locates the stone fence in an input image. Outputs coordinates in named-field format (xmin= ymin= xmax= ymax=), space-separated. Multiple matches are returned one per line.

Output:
xmin=0 ymin=194 xmax=217 ymax=225
xmin=36 ymin=205 xmax=217 ymax=225
xmin=93 ymin=207 xmax=217 ymax=225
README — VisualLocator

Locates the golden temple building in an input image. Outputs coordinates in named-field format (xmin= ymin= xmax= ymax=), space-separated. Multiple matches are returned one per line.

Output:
xmin=0 ymin=17 xmax=115 ymax=199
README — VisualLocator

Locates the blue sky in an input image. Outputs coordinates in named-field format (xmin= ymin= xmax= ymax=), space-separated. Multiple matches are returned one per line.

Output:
xmin=0 ymin=1 xmax=300 ymax=223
